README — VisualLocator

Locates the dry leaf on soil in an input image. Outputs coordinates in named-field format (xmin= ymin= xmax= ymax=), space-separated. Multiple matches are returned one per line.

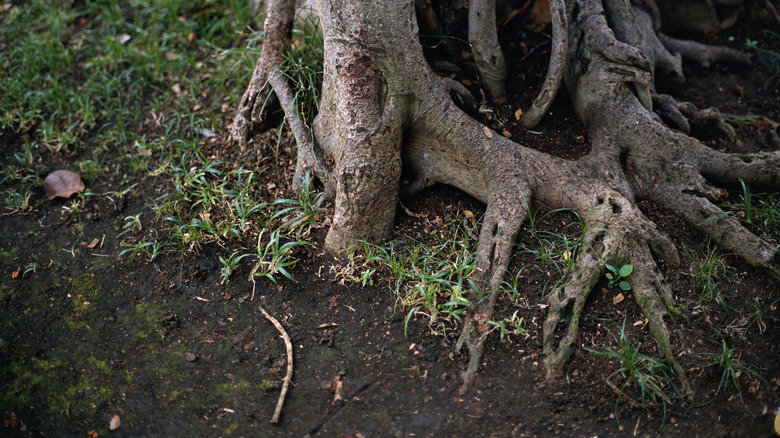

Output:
xmin=109 ymin=414 xmax=121 ymax=430
xmin=43 ymin=169 xmax=85 ymax=200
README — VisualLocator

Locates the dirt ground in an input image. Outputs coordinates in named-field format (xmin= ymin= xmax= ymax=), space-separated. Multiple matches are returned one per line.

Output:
xmin=2 ymin=9 xmax=780 ymax=438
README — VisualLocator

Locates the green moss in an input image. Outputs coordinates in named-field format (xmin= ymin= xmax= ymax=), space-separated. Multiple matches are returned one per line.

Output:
xmin=61 ymin=273 xmax=104 ymax=331
xmin=216 ymin=378 xmax=279 ymax=394
xmin=126 ymin=302 xmax=168 ymax=342
xmin=392 ymin=344 xmax=410 ymax=362
xmin=159 ymin=342 xmax=187 ymax=371
xmin=0 ymin=286 xmax=18 ymax=300
xmin=0 ymin=246 xmax=20 ymax=261
xmin=257 ymin=379 xmax=281 ymax=392
xmin=166 ymin=389 xmax=185 ymax=403
xmin=2 ymin=350 xmax=126 ymax=422
xmin=70 ymin=273 xmax=102 ymax=312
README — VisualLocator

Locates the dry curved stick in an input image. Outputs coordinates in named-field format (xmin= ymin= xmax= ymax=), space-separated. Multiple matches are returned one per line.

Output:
xmin=605 ymin=377 xmax=650 ymax=409
xmin=259 ymin=305 xmax=293 ymax=424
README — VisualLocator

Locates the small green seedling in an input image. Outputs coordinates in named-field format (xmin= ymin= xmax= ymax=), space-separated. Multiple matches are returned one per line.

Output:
xmin=605 ymin=264 xmax=633 ymax=291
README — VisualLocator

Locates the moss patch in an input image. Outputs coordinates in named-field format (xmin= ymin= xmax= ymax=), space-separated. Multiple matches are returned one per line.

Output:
xmin=2 ymin=349 xmax=128 ymax=423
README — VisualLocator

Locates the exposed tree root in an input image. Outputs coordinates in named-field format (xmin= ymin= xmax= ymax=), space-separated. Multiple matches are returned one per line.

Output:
xmin=658 ymin=33 xmax=752 ymax=68
xmin=469 ymin=0 xmax=507 ymax=104
xmin=231 ymin=0 xmax=296 ymax=149
xmin=235 ymin=0 xmax=780 ymax=398
xmin=464 ymin=0 xmax=569 ymax=124
xmin=653 ymin=93 xmax=739 ymax=141
xmin=723 ymin=114 xmax=780 ymax=148
xmin=520 ymin=0 xmax=569 ymax=128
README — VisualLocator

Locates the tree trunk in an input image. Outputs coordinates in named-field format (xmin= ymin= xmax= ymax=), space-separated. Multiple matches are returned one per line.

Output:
xmin=234 ymin=0 xmax=780 ymax=393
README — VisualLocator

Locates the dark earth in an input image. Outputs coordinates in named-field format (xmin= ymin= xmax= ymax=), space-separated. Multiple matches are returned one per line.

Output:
xmin=2 ymin=5 xmax=780 ymax=437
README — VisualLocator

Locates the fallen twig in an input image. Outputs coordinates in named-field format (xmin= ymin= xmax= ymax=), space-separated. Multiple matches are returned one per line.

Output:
xmin=399 ymin=201 xmax=426 ymax=218
xmin=259 ymin=305 xmax=293 ymax=424
xmin=605 ymin=377 xmax=650 ymax=409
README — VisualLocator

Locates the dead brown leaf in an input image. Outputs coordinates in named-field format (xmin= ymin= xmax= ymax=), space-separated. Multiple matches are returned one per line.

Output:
xmin=528 ymin=0 xmax=552 ymax=31
xmin=43 ymin=169 xmax=85 ymax=200
xmin=109 ymin=415 xmax=121 ymax=430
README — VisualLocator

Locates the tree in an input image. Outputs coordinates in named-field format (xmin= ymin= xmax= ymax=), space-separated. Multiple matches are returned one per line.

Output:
xmin=232 ymin=0 xmax=780 ymax=394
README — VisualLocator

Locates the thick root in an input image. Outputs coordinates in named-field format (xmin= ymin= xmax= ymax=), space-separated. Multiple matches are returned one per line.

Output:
xmin=541 ymin=193 xmax=686 ymax=390
xmin=652 ymin=93 xmax=739 ymax=141
xmin=456 ymin=192 xmax=529 ymax=393
xmin=658 ymin=33 xmax=752 ymax=68
xmin=242 ymin=0 xmax=780 ymax=397
xmin=520 ymin=0 xmax=569 ymax=128
xmin=469 ymin=0 xmax=507 ymax=104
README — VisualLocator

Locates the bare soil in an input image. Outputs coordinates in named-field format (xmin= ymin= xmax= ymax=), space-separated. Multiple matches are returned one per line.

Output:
xmin=2 ymin=11 xmax=780 ymax=438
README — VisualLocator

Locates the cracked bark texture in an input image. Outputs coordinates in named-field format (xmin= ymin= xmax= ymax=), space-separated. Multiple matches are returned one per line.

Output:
xmin=234 ymin=0 xmax=780 ymax=393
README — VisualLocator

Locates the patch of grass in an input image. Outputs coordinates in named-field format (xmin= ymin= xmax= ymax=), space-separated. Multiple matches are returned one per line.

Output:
xmin=248 ymin=229 xmax=312 ymax=284
xmin=2 ymin=189 xmax=33 ymax=213
xmin=683 ymin=239 xmax=732 ymax=310
xmin=270 ymin=171 xmax=322 ymax=238
xmin=488 ymin=310 xmax=527 ymax=342
xmin=119 ymin=230 xmax=167 ymax=262
xmin=330 ymin=251 xmax=377 ymax=287
xmin=517 ymin=209 xmax=585 ymax=297
xmin=745 ymin=30 xmax=780 ymax=69
xmin=711 ymin=182 xmax=780 ymax=244
xmin=738 ymin=182 xmax=780 ymax=242
xmin=1 ymin=0 xmax=330 ymax=291
xmin=283 ymin=5 xmax=324 ymax=125
xmin=365 ymin=208 xmax=479 ymax=336
xmin=745 ymin=297 xmax=779 ymax=334
xmin=701 ymin=333 xmax=778 ymax=410
xmin=587 ymin=320 xmax=680 ymax=422
xmin=500 ymin=265 xmax=529 ymax=304
xmin=218 ymin=250 xmax=252 ymax=284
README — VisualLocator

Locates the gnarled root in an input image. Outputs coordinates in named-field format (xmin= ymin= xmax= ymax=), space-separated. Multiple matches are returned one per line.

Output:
xmin=657 ymin=33 xmax=752 ymax=68
xmin=233 ymin=0 xmax=335 ymax=195
xmin=456 ymin=192 xmax=529 ymax=393
xmin=231 ymin=0 xmax=296 ymax=149
xmin=242 ymin=0 xmax=780 ymax=397
xmin=469 ymin=0 xmax=508 ymax=104
xmin=652 ymin=93 xmax=739 ymax=141
xmin=520 ymin=0 xmax=569 ymax=128
xmin=468 ymin=0 xmax=569 ymax=126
